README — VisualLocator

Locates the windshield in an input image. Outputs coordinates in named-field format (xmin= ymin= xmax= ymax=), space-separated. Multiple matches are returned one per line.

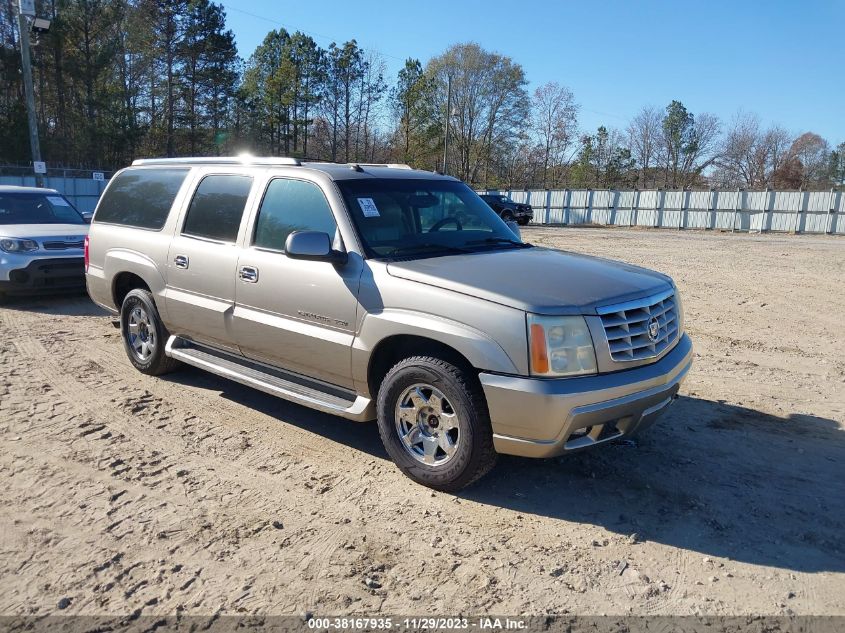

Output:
xmin=336 ymin=179 xmax=527 ymax=259
xmin=0 ymin=192 xmax=85 ymax=225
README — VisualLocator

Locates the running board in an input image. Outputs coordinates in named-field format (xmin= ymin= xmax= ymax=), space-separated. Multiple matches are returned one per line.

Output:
xmin=165 ymin=337 xmax=374 ymax=421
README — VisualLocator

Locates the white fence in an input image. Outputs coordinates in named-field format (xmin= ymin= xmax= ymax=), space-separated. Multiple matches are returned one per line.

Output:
xmin=2 ymin=174 xmax=843 ymax=235
xmin=0 ymin=174 xmax=109 ymax=214
xmin=483 ymin=188 xmax=845 ymax=235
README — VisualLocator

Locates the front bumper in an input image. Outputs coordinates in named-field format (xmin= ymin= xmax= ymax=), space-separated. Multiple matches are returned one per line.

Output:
xmin=481 ymin=333 xmax=693 ymax=458
xmin=0 ymin=256 xmax=85 ymax=295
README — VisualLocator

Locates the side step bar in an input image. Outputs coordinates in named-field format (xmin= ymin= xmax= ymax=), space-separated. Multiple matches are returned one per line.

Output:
xmin=165 ymin=337 xmax=374 ymax=421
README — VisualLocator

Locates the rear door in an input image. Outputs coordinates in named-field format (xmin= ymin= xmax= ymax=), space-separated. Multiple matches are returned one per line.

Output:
xmin=164 ymin=172 xmax=255 ymax=351
xmin=232 ymin=176 xmax=362 ymax=388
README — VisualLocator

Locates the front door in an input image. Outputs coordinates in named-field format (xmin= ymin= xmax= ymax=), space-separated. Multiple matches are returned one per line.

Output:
xmin=165 ymin=173 xmax=254 ymax=351
xmin=233 ymin=177 xmax=362 ymax=388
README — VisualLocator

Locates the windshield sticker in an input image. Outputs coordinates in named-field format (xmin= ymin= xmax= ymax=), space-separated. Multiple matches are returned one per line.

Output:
xmin=47 ymin=196 xmax=70 ymax=206
xmin=357 ymin=197 xmax=380 ymax=218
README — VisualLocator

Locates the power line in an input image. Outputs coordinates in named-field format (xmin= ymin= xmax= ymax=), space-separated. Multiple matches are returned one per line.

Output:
xmin=219 ymin=2 xmax=632 ymax=125
xmin=220 ymin=2 xmax=407 ymax=65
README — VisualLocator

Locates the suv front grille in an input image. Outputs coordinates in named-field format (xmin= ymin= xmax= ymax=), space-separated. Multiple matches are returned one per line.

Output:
xmin=598 ymin=290 xmax=679 ymax=362
xmin=43 ymin=239 xmax=84 ymax=250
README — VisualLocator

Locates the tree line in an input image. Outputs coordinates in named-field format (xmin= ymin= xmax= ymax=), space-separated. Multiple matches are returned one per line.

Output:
xmin=1 ymin=0 xmax=843 ymax=190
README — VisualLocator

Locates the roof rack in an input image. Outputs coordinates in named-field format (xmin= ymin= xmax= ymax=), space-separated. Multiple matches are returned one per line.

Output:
xmin=131 ymin=156 xmax=302 ymax=167
xmin=129 ymin=157 xmax=416 ymax=171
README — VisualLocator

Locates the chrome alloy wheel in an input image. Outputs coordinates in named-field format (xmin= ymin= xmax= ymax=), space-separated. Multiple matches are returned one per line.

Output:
xmin=395 ymin=383 xmax=460 ymax=466
xmin=126 ymin=305 xmax=156 ymax=362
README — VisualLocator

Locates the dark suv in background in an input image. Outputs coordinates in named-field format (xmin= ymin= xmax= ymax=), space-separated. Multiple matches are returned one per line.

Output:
xmin=479 ymin=194 xmax=533 ymax=226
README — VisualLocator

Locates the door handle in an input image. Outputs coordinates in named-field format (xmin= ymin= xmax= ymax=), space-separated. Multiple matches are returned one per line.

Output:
xmin=174 ymin=255 xmax=189 ymax=269
xmin=238 ymin=266 xmax=258 ymax=283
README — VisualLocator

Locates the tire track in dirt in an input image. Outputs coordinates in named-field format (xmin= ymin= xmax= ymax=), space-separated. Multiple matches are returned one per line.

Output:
xmin=3 ymin=224 xmax=845 ymax=619
xmin=0 ymin=308 xmax=378 ymax=614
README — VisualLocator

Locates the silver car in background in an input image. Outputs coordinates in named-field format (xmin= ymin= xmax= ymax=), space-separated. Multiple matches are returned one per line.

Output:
xmin=0 ymin=186 xmax=88 ymax=301
xmin=85 ymin=157 xmax=692 ymax=491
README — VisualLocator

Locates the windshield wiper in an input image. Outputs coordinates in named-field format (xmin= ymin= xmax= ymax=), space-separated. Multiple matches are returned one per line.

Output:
xmin=466 ymin=237 xmax=532 ymax=248
xmin=386 ymin=243 xmax=471 ymax=257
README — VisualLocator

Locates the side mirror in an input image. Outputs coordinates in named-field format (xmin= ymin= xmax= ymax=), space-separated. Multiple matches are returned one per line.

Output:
xmin=505 ymin=220 xmax=521 ymax=239
xmin=81 ymin=212 xmax=93 ymax=224
xmin=285 ymin=230 xmax=347 ymax=265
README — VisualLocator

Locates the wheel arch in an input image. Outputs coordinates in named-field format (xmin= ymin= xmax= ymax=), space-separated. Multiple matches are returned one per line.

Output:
xmin=366 ymin=334 xmax=476 ymax=400
xmin=354 ymin=310 xmax=521 ymax=398
xmin=112 ymin=271 xmax=151 ymax=308
xmin=104 ymin=249 xmax=166 ymax=311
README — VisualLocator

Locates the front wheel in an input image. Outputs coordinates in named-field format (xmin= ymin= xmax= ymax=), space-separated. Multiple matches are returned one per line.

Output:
xmin=517 ymin=217 xmax=530 ymax=226
xmin=120 ymin=288 xmax=181 ymax=376
xmin=376 ymin=356 xmax=497 ymax=491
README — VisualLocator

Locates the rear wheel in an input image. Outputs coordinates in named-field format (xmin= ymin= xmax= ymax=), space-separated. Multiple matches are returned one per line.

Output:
xmin=120 ymin=288 xmax=181 ymax=376
xmin=501 ymin=211 xmax=515 ymax=222
xmin=376 ymin=356 xmax=497 ymax=491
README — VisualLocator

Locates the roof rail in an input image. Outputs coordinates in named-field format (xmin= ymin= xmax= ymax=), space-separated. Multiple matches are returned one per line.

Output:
xmin=353 ymin=163 xmax=413 ymax=170
xmin=131 ymin=156 xmax=302 ymax=167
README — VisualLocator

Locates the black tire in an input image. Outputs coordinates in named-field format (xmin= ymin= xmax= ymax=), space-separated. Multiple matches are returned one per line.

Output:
xmin=120 ymin=288 xmax=181 ymax=376
xmin=501 ymin=211 xmax=515 ymax=222
xmin=517 ymin=217 xmax=529 ymax=226
xmin=376 ymin=356 xmax=497 ymax=491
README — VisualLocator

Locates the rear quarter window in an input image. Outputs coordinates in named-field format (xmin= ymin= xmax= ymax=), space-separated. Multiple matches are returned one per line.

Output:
xmin=94 ymin=168 xmax=189 ymax=229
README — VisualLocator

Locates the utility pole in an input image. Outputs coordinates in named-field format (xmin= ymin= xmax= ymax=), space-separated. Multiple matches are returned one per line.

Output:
xmin=17 ymin=0 xmax=43 ymax=186
xmin=442 ymin=74 xmax=451 ymax=175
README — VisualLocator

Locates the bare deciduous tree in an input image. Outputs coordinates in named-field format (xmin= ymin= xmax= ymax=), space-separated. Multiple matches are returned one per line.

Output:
xmin=531 ymin=81 xmax=577 ymax=188
xmin=427 ymin=43 xmax=529 ymax=185
xmin=787 ymin=132 xmax=831 ymax=187
xmin=717 ymin=113 xmax=794 ymax=187
xmin=626 ymin=105 xmax=663 ymax=188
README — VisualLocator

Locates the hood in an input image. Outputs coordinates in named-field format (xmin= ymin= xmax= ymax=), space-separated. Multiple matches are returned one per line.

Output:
xmin=0 ymin=223 xmax=88 ymax=240
xmin=386 ymin=246 xmax=672 ymax=315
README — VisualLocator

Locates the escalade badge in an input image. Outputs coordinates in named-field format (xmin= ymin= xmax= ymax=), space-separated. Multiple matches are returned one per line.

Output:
xmin=647 ymin=317 xmax=660 ymax=342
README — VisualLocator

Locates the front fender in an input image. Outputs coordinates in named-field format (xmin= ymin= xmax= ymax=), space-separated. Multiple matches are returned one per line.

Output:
xmin=351 ymin=308 xmax=522 ymax=396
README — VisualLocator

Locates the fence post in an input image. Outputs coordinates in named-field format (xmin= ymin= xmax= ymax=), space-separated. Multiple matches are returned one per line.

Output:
xmin=709 ymin=189 xmax=716 ymax=230
xmin=545 ymin=188 xmax=551 ymax=224
xmin=793 ymin=188 xmax=803 ymax=234
xmin=563 ymin=189 xmax=570 ymax=225
xmin=610 ymin=189 xmax=617 ymax=226
xmin=678 ymin=188 xmax=687 ymax=230
xmin=586 ymin=188 xmax=593 ymax=224
xmin=655 ymin=188 xmax=663 ymax=228
xmin=826 ymin=188 xmax=836 ymax=235
xmin=761 ymin=187 xmax=771 ymax=234
xmin=732 ymin=188 xmax=741 ymax=232
xmin=631 ymin=188 xmax=639 ymax=227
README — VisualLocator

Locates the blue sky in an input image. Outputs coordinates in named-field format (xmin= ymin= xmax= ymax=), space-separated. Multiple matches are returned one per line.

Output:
xmin=218 ymin=0 xmax=844 ymax=145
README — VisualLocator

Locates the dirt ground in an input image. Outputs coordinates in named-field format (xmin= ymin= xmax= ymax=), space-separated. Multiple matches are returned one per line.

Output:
xmin=0 ymin=227 xmax=843 ymax=618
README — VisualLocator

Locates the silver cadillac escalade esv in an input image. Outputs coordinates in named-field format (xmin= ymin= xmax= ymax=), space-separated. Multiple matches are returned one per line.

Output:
xmin=86 ymin=157 xmax=692 ymax=491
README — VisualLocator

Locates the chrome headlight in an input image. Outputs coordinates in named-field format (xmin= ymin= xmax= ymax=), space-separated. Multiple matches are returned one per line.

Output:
xmin=527 ymin=314 xmax=597 ymax=377
xmin=0 ymin=238 xmax=38 ymax=253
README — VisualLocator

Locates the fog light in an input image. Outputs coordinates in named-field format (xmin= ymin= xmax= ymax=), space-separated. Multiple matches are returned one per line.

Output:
xmin=10 ymin=270 xmax=29 ymax=284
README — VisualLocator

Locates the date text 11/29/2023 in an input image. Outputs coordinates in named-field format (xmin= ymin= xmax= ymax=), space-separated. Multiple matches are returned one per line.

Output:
xmin=306 ymin=617 xmax=527 ymax=630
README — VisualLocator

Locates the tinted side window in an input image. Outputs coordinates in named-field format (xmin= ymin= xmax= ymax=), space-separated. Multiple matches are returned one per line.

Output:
xmin=94 ymin=168 xmax=188 ymax=229
xmin=253 ymin=179 xmax=336 ymax=251
xmin=182 ymin=175 xmax=253 ymax=242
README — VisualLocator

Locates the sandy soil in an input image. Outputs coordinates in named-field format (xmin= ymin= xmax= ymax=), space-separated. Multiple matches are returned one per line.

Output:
xmin=0 ymin=227 xmax=843 ymax=618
